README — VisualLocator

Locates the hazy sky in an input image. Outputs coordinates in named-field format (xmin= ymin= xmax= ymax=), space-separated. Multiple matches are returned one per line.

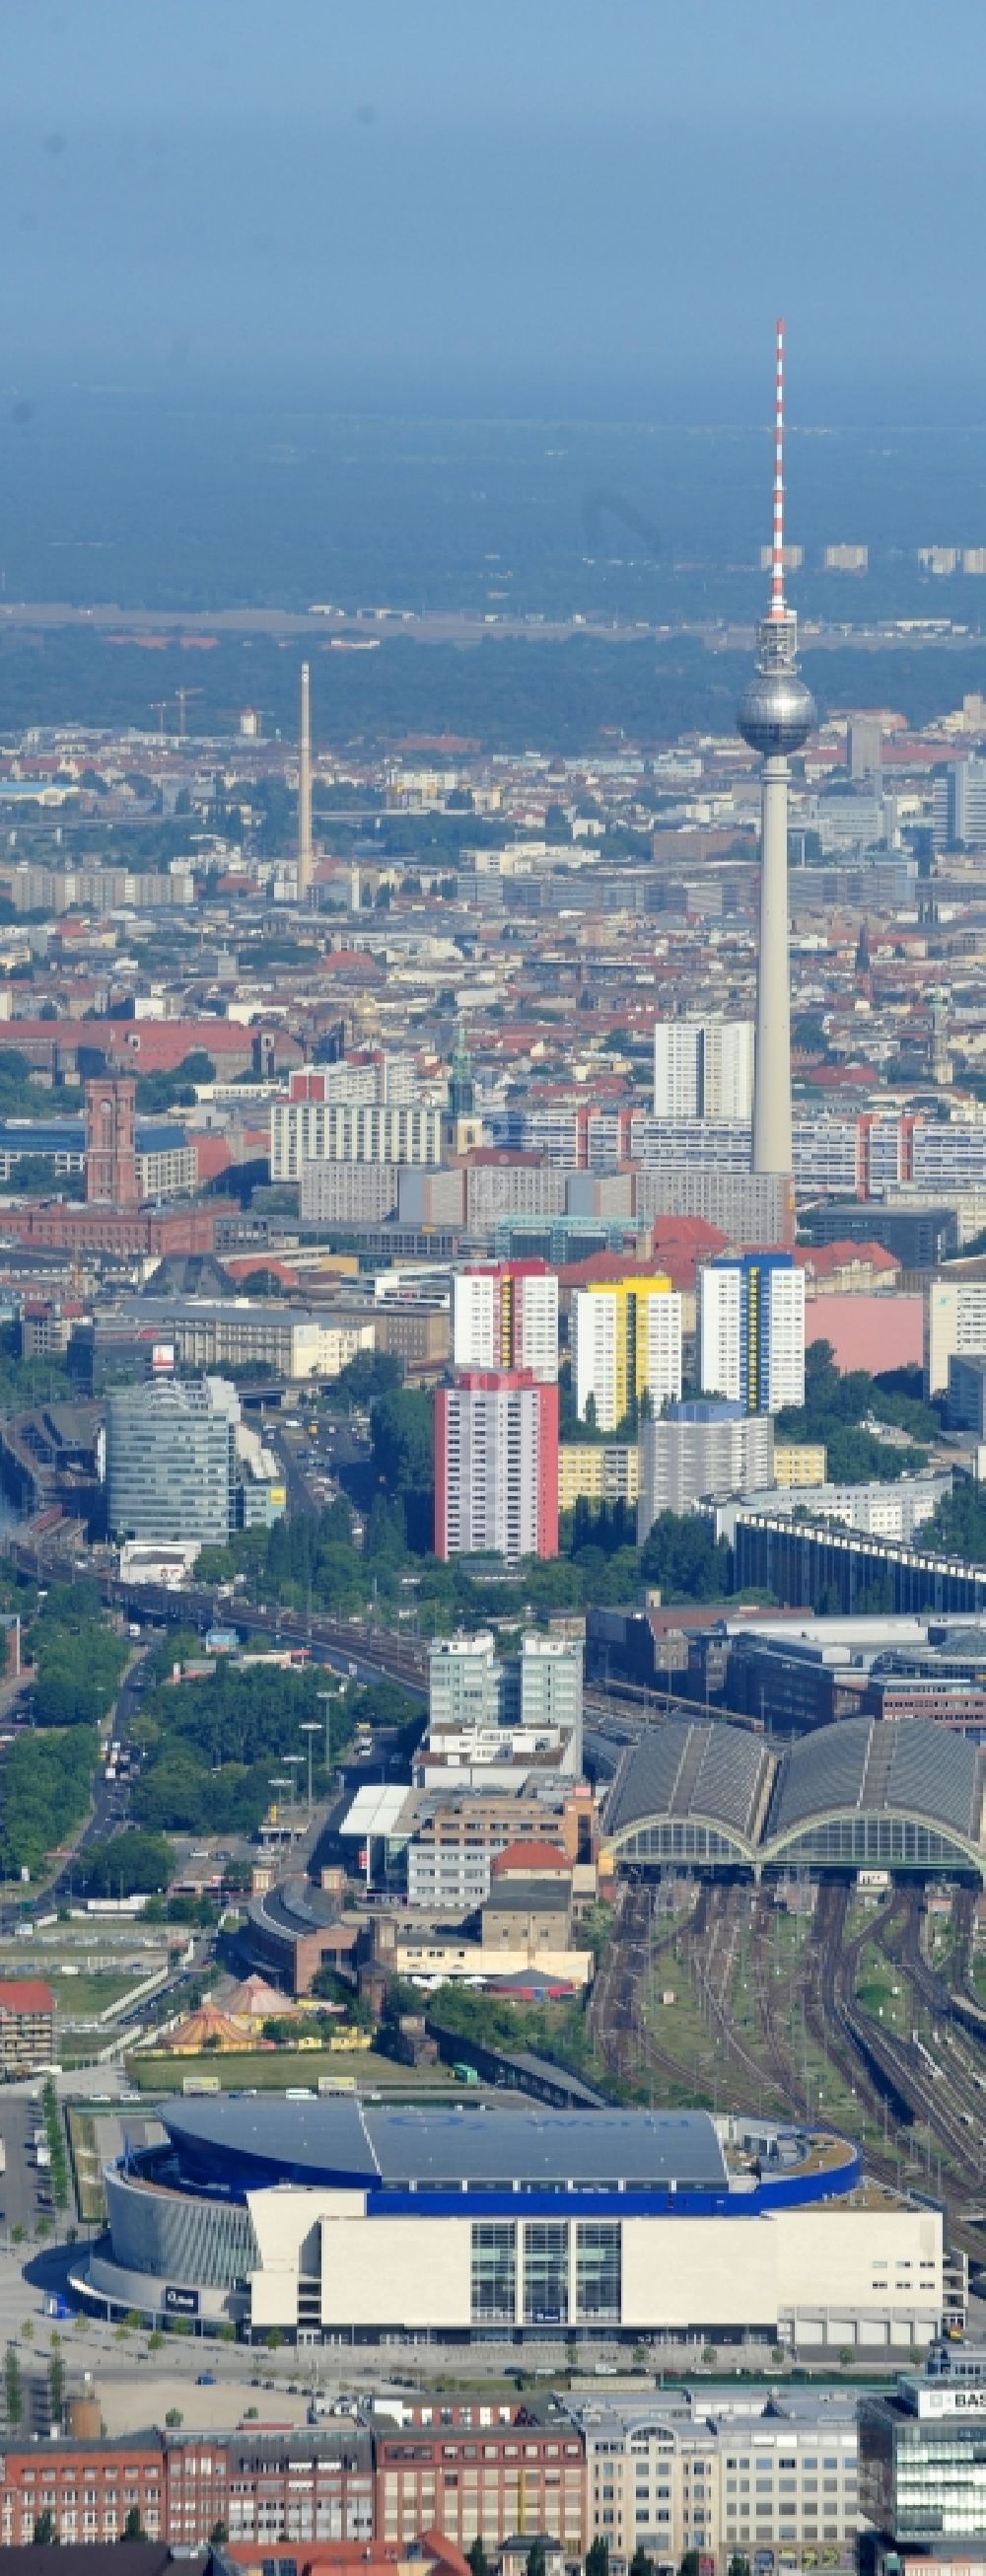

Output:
xmin=3 ymin=0 xmax=985 ymax=418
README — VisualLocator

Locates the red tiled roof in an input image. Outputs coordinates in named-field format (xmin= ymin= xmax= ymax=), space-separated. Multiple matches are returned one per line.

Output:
xmin=555 ymin=1253 xmax=670 ymax=1290
xmin=799 ymin=1238 xmax=899 ymax=1275
xmin=194 ymin=1135 xmax=234 ymax=1181
xmin=224 ymin=1255 xmax=299 ymax=1289
xmin=491 ymin=1840 xmax=571 ymax=1877
xmin=0 ymin=1980 xmax=55 ymax=2014
xmin=801 ymin=1061 xmax=881 ymax=1090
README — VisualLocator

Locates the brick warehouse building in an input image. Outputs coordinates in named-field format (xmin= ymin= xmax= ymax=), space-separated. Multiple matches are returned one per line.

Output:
xmin=374 ymin=2415 xmax=587 ymax=2557
xmin=0 ymin=2430 xmax=375 ymax=2551
xmin=0 ymin=2417 xmax=582 ymax=2555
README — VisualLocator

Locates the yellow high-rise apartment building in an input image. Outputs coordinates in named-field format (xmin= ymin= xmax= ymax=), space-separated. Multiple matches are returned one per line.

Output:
xmin=572 ymin=1275 xmax=682 ymax=1433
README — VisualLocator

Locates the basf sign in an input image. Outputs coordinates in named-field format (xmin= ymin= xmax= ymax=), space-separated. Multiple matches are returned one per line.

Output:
xmin=914 ymin=2385 xmax=986 ymax=2417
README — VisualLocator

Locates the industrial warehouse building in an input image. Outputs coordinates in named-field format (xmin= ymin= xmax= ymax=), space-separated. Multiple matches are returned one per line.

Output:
xmin=75 ymin=2095 xmax=945 ymax=2353
xmin=602 ymin=1713 xmax=986 ymax=1879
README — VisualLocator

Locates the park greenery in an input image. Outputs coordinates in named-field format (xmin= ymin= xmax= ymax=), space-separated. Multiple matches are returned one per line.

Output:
xmin=0 ymin=1725 xmax=97 ymax=1880
xmin=424 ymin=1979 xmax=601 ymax=2083
xmin=128 ymin=1657 xmax=366 ymax=1838
xmin=0 ymin=1047 xmax=65 ymax=1122
xmin=922 ymin=1478 xmax=986 ymax=1564
xmin=133 ymin=1049 xmax=216 ymax=1114
xmin=76 ymin=1827 xmax=176 ymax=1898
xmin=194 ymin=1375 xmax=731 ymax=1630
xmin=30 ymin=1581 xmax=129 ymax=1728
xmin=0 ymin=1320 xmax=72 ymax=1408
xmin=40 ymin=2079 xmax=70 ymax=2215
xmin=775 ymin=1343 xmax=939 ymax=1483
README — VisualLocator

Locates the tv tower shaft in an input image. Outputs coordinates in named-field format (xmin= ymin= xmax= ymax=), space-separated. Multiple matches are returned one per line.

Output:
xmin=737 ymin=320 xmax=815 ymax=1177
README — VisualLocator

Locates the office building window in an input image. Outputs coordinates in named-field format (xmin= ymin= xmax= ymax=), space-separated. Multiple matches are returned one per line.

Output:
xmin=471 ymin=2223 xmax=516 ymax=2326
xmin=523 ymin=2222 xmax=569 ymax=2326
xmin=575 ymin=2221 xmax=621 ymax=2325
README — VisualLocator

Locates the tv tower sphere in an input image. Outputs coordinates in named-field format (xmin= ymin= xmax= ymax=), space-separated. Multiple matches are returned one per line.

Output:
xmin=737 ymin=661 xmax=815 ymax=756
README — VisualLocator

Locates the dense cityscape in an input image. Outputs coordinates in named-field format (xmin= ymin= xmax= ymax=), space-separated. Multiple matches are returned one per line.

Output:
xmin=4 ymin=11 xmax=986 ymax=2576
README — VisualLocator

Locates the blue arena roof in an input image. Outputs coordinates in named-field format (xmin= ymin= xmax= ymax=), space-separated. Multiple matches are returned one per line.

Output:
xmin=145 ymin=2096 xmax=861 ymax=2221
xmin=163 ymin=2097 xmax=729 ymax=2192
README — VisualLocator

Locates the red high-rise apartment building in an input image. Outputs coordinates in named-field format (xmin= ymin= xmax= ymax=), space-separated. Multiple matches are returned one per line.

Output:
xmin=435 ymin=1370 xmax=559 ymax=1563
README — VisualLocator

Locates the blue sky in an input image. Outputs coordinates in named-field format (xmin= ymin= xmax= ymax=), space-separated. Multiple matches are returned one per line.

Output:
xmin=3 ymin=0 xmax=985 ymax=417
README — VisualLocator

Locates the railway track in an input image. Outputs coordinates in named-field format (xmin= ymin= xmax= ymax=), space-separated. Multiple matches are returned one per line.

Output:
xmin=594 ymin=1872 xmax=986 ymax=2269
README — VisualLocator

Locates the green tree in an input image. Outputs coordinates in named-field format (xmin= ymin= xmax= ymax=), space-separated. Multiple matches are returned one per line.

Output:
xmin=210 ymin=2522 xmax=229 ymax=2546
xmin=4 ymin=2341 xmax=22 ymax=2427
xmin=121 ymin=2508 xmax=146 ymax=2541
xmin=467 ymin=2541 xmax=490 ymax=2576
xmin=77 ymin=1830 xmax=176 ymax=1898
xmin=371 ymin=1386 xmax=434 ymax=1495
xmin=48 ymin=2353 xmax=65 ymax=2427
xmin=630 ymin=2551 xmax=656 ymax=2576
xmin=33 ymin=2511 xmax=57 ymax=2544
xmin=525 ymin=2544 xmax=547 ymax=2576
xmin=586 ymin=2542 xmax=610 ymax=2576
xmin=639 ymin=1510 xmax=731 ymax=1603
xmin=679 ymin=2555 xmax=701 ymax=2576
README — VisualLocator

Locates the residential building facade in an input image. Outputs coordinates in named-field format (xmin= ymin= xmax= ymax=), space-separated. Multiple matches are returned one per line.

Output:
xmin=653 ymin=1018 xmax=754 ymax=1122
xmin=435 ymin=1370 xmax=559 ymax=1562
xmin=453 ymin=1260 xmax=559 ymax=1383
xmin=637 ymin=1399 xmax=775 ymax=1537
xmin=573 ymin=1276 xmax=682 ymax=1431
xmin=271 ymin=1070 xmax=443 ymax=1178
xmin=698 ymin=1252 xmax=806 ymax=1412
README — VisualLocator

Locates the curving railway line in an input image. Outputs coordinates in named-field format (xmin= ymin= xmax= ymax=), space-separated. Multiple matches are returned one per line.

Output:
xmin=592 ymin=1871 xmax=986 ymax=2267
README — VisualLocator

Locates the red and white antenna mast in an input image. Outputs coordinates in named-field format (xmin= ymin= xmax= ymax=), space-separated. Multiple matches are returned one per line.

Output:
xmin=769 ymin=315 xmax=787 ymax=622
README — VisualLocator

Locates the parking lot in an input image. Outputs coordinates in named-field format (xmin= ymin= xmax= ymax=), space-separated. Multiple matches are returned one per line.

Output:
xmin=0 ymin=2098 xmax=56 ymax=2239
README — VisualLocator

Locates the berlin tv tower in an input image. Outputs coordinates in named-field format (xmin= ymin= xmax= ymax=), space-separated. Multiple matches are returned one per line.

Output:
xmin=738 ymin=321 xmax=815 ymax=1175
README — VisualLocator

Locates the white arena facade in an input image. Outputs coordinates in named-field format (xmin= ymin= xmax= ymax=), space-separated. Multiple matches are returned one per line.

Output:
xmin=72 ymin=2097 xmax=946 ymax=2355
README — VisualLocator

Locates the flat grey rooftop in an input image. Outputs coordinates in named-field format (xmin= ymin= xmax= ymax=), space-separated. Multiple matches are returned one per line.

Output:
xmin=162 ymin=2096 xmax=729 ymax=2191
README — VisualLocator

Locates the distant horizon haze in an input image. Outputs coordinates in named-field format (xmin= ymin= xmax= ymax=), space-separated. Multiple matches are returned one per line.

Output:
xmin=0 ymin=0 xmax=984 ymax=424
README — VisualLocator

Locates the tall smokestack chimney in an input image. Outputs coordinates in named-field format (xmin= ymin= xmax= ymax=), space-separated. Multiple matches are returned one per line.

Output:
xmin=298 ymin=660 xmax=313 ymax=900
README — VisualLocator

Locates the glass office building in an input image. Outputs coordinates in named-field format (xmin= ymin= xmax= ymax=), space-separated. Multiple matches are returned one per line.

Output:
xmin=106 ymin=1374 xmax=237 ymax=1546
xmin=861 ymin=2379 xmax=986 ymax=2548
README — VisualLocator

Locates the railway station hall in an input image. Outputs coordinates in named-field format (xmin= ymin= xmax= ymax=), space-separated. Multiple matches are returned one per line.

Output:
xmin=601 ymin=1712 xmax=986 ymax=1880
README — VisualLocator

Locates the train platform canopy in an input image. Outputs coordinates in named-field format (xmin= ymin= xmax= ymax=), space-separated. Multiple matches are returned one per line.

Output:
xmin=339 ymin=1783 xmax=413 ymax=1841
xmin=603 ymin=1712 xmax=986 ymax=1877
xmin=604 ymin=1720 xmax=774 ymax=1866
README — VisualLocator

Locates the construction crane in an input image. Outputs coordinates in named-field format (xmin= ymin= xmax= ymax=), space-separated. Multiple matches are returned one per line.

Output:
xmin=149 ymin=700 xmax=170 ymax=738
xmin=175 ymin=685 xmax=203 ymax=740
